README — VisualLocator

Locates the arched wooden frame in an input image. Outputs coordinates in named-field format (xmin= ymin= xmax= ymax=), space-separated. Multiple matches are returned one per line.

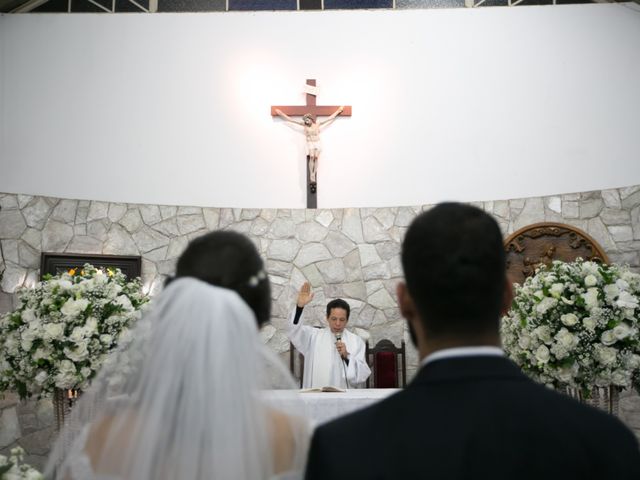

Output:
xmin=504 ymin=222 xmax=609 ymax=285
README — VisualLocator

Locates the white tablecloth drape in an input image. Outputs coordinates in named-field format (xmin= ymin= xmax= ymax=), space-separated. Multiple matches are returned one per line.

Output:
xmin=265 ymin=388 xmax=400 ymax=426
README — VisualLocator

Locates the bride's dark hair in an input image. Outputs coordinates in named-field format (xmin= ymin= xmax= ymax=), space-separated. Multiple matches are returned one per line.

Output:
xmin=170 ymin=230 xmax=271 ymax=326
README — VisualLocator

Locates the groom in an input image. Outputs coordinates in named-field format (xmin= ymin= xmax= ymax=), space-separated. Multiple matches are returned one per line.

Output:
xmin=288 ymin=282 xmax=370 ymax=389
xmin=305 ymin=203 xmax=640 ymax=479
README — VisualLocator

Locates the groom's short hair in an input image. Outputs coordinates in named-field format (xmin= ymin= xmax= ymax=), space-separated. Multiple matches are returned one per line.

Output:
xmin=326 ymin=299 xmax=350 ymax=320
xmin=401 ymin=202 xmax=506 ymax=338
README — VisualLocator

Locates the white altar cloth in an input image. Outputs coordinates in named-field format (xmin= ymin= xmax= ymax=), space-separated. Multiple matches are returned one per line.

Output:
xmin=265 ymin=388 xmax=400 ymax=426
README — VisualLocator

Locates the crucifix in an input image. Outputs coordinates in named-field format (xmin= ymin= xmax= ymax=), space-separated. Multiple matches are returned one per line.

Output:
xmin=271 ymin=79 xmax=352 ymax=209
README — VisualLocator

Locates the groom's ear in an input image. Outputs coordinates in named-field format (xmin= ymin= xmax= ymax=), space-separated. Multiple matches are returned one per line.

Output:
xmin=397 ymin=282 xmax=423 ymax=347
xmin=397 ymin=282 xmax=418 ymax=323
xmin=500 ymin=277 xmax=514 ymax=316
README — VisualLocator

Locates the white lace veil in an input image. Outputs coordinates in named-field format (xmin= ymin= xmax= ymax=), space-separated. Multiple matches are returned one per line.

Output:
xmin=45 ymin=278 xmax=309 ymax=480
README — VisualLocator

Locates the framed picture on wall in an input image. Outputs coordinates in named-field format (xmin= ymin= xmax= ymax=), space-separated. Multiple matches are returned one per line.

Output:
xmin=40 ymin=253 xmax=142 ymax=280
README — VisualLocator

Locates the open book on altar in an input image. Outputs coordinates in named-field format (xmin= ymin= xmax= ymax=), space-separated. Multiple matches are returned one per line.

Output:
xmin=300 ymin=386 xmax=346 ymax=393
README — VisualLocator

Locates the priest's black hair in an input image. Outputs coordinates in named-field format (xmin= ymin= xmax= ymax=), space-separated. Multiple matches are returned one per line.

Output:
xmin=326 ymin=298 xmax=350 ymax=320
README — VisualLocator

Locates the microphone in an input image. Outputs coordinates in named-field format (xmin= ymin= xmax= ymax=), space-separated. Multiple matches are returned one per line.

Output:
xmin=335 ymin=332 xmax=349 ymax=387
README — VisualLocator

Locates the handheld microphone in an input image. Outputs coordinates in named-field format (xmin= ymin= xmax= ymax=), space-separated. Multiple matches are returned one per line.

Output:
xmin=335 ymin=332 xmax=349 ymax=388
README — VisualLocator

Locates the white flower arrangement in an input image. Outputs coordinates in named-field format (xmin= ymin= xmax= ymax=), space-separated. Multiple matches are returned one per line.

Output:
xmin=0 ymin=264 xmax=149 ymax=399
xmin=501 ymin=259 xmax=640 ymax=394
xmin=0 ymin=446 xmax=43 ymax=480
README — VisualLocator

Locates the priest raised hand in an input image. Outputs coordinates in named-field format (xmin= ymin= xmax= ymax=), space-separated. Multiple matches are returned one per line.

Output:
xmin=289 ymin=282 xmax=371 ymax=389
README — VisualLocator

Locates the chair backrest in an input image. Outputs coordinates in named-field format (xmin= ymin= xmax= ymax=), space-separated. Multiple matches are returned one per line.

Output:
xmin=366 ymin=339 xmax=407 ymax=388
xmin=289 ymin=341 xmax=305 ymax=388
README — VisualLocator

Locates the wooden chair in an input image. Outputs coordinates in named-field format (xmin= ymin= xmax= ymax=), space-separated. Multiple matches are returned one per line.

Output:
xmin=289 ymin=342 xmax=305 ymax=388
xmin=366 ymin=339 xmax=407 ymax=388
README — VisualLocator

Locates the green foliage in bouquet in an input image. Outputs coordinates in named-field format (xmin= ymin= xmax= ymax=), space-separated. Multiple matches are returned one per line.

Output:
xmin=502 ymin=259 xmax=640 ymax=396
xmin=0 ymin=264 xmax=149 ymax=399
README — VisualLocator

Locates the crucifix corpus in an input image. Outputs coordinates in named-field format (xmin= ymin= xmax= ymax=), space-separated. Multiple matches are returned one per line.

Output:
xmin=271 ymin=79 xmax=352 ymax=209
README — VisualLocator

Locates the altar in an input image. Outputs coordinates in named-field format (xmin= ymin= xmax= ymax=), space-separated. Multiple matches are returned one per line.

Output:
xmin=266 ymin=388 xmax=400 ymax=426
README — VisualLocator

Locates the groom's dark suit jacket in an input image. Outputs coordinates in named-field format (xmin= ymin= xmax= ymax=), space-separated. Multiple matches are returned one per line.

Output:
xmin=305 ymin=355 xmax=640 ymax=480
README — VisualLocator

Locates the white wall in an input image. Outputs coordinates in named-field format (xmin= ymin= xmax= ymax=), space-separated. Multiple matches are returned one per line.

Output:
xmin=1 ymin=4 xmax=639 ymax=209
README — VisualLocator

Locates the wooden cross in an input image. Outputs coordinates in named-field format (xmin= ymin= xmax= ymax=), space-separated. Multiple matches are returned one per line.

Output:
xmin=271 ymin=79 xmax=352 ymax=209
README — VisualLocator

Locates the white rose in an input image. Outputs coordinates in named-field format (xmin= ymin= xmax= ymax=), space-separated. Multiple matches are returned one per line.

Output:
xmin=595 ymin=373 xmax=613 ymax=387
xmin=54 ymin=279 xmax=73 ymax=290
xmin=611 ymin=370 xmax=630 ymax=387
xmin=64 ymin=341 xmax=89 ymax=362
xmin=625 ymin=354 xmax=640 ymax=370
xmin=600 ymin=330 xmax=617 ymax=346
xmin=54 ymin=360 xmax=77 ymax=389
xmin=549 ymin=283 xmax=565 ymax=298
xmin=24 ymin=470 xmax=43 ymax=480
xmin=613 ymin=323 xmax=632 ymax=340
xmin=535 ymin=345 xmax=550 ymax=364
xmin=584 ymin=275 xmax=598 ymax=287
xmin=80 ymin=278 xmax=95 ymax=291
xmin=582 ymin=317 xmax=597 ymax=331
xmin=622 ymin=271 xmax=640 ymax=284
xmin=533 ymin=325 xmax=553 ymax=344
xmin=603 ymin=284 xmax=619 ymax=301
xmin=560 ymin=313 xmax=579 ymax=327
xmin=21 ymin=308 xmax=36 ymax=323
xmin=33 ymin=347 xmax=50 ymax=361
xmin=616 ymin=279 xmax=630 ymax=291
xmin=555 ymin=328 xmax=578 ymax=349
xmin=107 ymin=283 xmax=123 ymax=298
xmin=115 ymin=295 xmax=133 ymax=312
xmin=581 ymin=262 xmax=599 ymax=276
xmin=558 ymin=364 xmax=577 ymax=384
xmin=21 ymin=326 xmax=38 ymax=344
xmin=43 ymin=323 xmax=65 ymax=341
xmin=616 ymin=291 xmax=638 ymax=310
xmin=4 ymin=335 xmax=19 ymax=355
xmin=80 ymin=366 xmax=92 ymax=378
xmin=596 ymin=346 xmax=617 ymax=366
xmin=35 ymin=370 xmax=48 ymax=385
xmin=100 ymin=334 xmax=113 ymax=346
xmin=534 ymin=290 xmax=544 ymax=300
xmin=69 ymin=326 xmax=86 ymax=343
xmin=560 ymin=297 xmax=575 ymax=305
xmin=536 ymin=297 xmax=558 ymax=315
xmin=550 ymin=343 xmax=568 ymax=360
xmin=105 ymin=314 xmax=121 ymax=326
xmin=85 ymin=317 xmax=98 ymax=334
xmin=20 ymin=325 xmax=40 ymax=351
xmin=582 ymin=288 xmax=600 ymax=310
xmin=61 ymin=298 xmax=90 ymax=317
xmin=0 ymin=358 xmax=10 ymax=372
xmin=59 ymin=359 xmax=76 ymax=374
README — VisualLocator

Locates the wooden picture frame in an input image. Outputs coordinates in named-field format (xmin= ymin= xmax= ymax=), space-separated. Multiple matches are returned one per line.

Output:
xmin=40 ymin=253 xmax=142 ymax=280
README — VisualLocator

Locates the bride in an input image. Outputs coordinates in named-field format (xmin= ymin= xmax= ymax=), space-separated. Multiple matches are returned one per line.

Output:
xmin=45 ymin=231 xmax=310 ymax=479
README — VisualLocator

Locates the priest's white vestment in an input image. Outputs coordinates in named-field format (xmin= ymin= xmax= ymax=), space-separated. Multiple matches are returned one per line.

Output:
xmin=288 ymin=308 xmax=371 ymax=389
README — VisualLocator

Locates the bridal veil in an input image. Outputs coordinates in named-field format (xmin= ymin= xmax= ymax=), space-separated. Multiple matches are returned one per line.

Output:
xmin=45 ymin=278 xmax=309 ymax=479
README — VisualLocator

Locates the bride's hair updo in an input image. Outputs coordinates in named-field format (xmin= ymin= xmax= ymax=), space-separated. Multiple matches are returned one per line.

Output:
xmin=170 ymin=230 xmax=271 ymax=326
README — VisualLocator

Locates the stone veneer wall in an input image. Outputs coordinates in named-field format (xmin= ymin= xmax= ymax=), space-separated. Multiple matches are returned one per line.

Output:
xmin=1 ymin=185 xmax=640 ymax=467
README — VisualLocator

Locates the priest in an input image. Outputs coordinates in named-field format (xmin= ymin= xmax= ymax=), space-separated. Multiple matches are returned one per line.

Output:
xmin=289 ymin=282 xmax=371 ymax=389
